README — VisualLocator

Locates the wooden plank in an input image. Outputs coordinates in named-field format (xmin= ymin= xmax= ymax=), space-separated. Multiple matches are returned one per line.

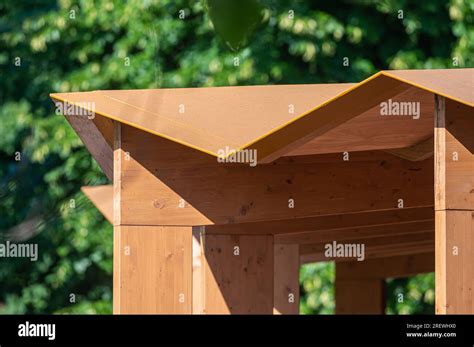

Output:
xmin=119 ymin=124 xmax=434 ymax=226
xmin=336 ymin=253 xmax=434 ymax=280
xmin=435 ymin=211 xmax=474 ymax=314
xmin=273 ymin=244 xmax=300 ymax=314
xmin=435 ymin=98 xmax=474 ymax=210
xmin=201 ymin=234 xmax=274 ymax=314
xmin=65 ymin=114 xmax=113 ymax=180
xmin=434 ymin=95 xmax=474 ymax=314
xmin=286 ymin=86 xmax=434 ymax=156
xmin=207 ymin=206 xmax=434 ymax=235
xmin=114 ymin=225 xmax=192 ymax=314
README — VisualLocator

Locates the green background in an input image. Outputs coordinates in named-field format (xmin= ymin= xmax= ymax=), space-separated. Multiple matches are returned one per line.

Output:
xmin=0 ymin=0 xmax=472 ymax=314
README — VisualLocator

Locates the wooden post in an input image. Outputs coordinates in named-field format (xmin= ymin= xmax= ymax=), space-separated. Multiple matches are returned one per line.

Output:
xmin=336 ymin=253 xmax=434 ymax=314
xmin=435 ymin=96 xmax=474 ymax=314
xmin=113 ymin=122 xmax=193 ymax=314
xmin=273 ymin=244 xmax=300 ymax=314
xmin=192 ymin=233 xmax=301 ymax=314
xmin=335 ymin=262 xmax=385 ymax=314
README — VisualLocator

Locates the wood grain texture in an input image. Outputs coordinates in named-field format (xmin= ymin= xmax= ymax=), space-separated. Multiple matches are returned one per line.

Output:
xmin=114 ymin=225 xmax=192 ymax=314
xmin=435 ymin=98 xmax=474 ymax=210
xmin=435 ymin=211 xmax=474 ymax=314
xmin=201 ymin=234 xmax=274 ymax=314
xmin=273 ymin=244 xmax=300 ymax=314
xmin=119 ymin=124 xmax=434 ymax=226
xmin=434 ymin=94 xmax=474 ymax=314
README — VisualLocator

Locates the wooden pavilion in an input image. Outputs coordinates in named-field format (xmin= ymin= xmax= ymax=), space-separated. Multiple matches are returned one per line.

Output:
xmin=51 ymin=68 xmax=474 ymax=314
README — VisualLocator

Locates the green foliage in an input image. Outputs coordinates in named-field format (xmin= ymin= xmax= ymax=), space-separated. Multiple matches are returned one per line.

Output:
xmin=300 ymin=262 xmax=334 ymax=314
xmin=0 ymin=0 xmax=472 ymax=314
xmin=386 ymin=273 xmax=435 ymax=314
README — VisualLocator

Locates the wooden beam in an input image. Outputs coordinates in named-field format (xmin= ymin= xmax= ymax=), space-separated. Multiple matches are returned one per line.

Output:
xmin=300 ymin=230 xmax=434 ymax=263
xmin=119 ymin=124 xmax=433 ymax=226
xmin=336 ymin=253 xmax=434 ymax=279
xmin=273 ymin=244 xmax=300 ymax=314
xmin=275 ymin=219 xmax=434 ymax=245
xmin=206 ymin=206 xmax=434 ymax=235
xmin=435 ymin=96 xmax=474 ymax=314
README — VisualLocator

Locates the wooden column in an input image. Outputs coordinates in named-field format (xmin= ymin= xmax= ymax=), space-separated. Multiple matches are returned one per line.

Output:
xmin=193 ymin=231 xmax=300 ymax=314
xmin=336 ymin=253 xmax=434 ymax=314
xmin=435 ymin=96 xmax=474 ymax=314
xmin=335 ymin=262 xmax=385 ymax=314
xmin=273 ymin=244 xmax=300 ymax=314
xmin=113 ymin=122 xmax=193 ymax=314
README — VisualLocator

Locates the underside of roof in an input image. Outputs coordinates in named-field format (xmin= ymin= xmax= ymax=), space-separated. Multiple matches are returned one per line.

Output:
xmin=50 ymin=68 xmax=473 ymax=164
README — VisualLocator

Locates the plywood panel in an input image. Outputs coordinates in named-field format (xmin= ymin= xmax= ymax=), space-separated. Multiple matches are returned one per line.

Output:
xmin=273 ymin=244 xmax=300 ymax=314
xmin=114 ymin=225 xmax=192 ymax=314
xmin=202 ymin=234 xmax=273 ymax=314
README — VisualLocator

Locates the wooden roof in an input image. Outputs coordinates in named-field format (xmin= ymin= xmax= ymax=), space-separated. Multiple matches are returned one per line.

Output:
xmin=51 ymin=68 xmax=473 ymax=163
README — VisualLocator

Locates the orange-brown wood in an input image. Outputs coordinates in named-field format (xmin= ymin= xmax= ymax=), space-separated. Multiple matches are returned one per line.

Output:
xmin=335 ymin=276 xmax=385 ymax=314
xmin=435 ymin=95 xmax=474 ymax=314
xmin=201 ymin=234 xmax=274 ymax=314
xmin=65 ymin=114 xmax=113 ymax=180
xmin=436 ymin=211 xmax=474 ymax=314
xmin=114 ymin=225 xmax=192 ymax=314
xmin=435 ymin=98 xmax=474 ymax=210
xmin=300 ymin=230 xmax=434 ymax=263
xmin=386 ymin=136 xmax=434 ymax=162
xmin=118 ymin=124 xmax=433 ymax=226
xmin=273 ymin=244 xmax=300 ymax=314
xmin=81 ymin=185 xmax=113 ymax=223
xmin=337 ymin=253 xmax=434 ymax=280
xmin=334 ymin=253 xmax=434 ymax=314
xmin=206 ymin=206 xmax=434 ymax=235
xmin=286 ymin=87 xmax=434 ymax=156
